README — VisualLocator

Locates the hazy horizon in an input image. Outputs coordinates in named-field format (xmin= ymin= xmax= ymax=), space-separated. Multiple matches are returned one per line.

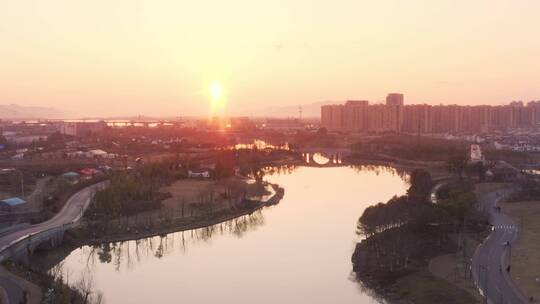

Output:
xmin=2 ymin=1 xmax=540 ymax=117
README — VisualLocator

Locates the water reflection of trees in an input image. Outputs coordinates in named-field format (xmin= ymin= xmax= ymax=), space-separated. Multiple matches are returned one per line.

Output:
xmin=261 ymin=164 xmax=298 ymax=176
xmin=80 ymin=210 xmax=265 ymax=272
xmin=349 ymin=164 xmax=409 ymax=182
xmin=264 ymin=163 xmax=405 ymax=182
xmin=70 ymin=164 xmax=407 ymax=283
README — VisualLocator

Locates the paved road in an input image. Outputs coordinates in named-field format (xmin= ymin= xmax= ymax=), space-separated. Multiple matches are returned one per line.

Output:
xmin=472 ymin=188 xmax=528 ymax=304
xmin=0 ymin=181 xmax=106 ymax=254
xmin=0 ymin=181 xmax=107 ymax=304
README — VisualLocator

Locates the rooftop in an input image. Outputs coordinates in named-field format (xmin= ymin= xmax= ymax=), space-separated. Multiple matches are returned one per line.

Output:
xmin=0 ymin=197 xmax=26 ymax=207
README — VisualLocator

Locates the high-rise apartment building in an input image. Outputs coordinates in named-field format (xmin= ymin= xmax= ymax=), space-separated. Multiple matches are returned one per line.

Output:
xmin=343 ymin=100 xmax=369 ymax=132
xmin=321 ymin=99 xmax=403 ymax=133
xmin=321 ymin=104 xmax=345 ymax=131
xmin=322 ymin=101 xmax=369 ymax=132
xmin=402 ymin=104 xmax=432 ymax=133
xmin=367 ymin=104 xmax=402 ymax=132
xmin=526 ymin=101 xmax=540 ymax=124
xmin=386 ymin=93 xmax=404 ymax=106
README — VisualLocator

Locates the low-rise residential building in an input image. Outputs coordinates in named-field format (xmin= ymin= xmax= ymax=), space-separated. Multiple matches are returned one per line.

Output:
xmin=0 ymin=197 xmax=27 ymax=211
xmin=60 ymin=121 xmax=106 ymax=137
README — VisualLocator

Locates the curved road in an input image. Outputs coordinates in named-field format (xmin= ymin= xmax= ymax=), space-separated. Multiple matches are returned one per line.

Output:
xmin=429 ymin=176 xmax=455 ymax=204
xmin=472 ymin=188 xmax=528 ymax=304
xmin=0 ymin=181 xmax=107 ymax=304
xmin=0 ymin=181 xmax=107 ymax=254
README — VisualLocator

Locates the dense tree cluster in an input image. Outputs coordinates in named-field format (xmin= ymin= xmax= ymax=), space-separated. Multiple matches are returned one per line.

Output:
xmin=352 ymin=135 xmax=468 ymax=161
xmin=90 ymin=162 xmax=175 ymax=217
xmin=407 ymin=169 xmax=433 ymax=198
xmin=438 ymin=188 xmax=476 ymax=223
xmin=91 ymin=173 xmax=164 ymax=217
xmin=358 ymin=169 xmax=478 ymax=238
xmin=353 ymin=169 xmax=481 ymax=288
xmin=89 ymin=148 xmax=285 ymax=219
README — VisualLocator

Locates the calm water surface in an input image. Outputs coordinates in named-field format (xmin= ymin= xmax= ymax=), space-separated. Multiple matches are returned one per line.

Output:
xmin=58 ymin=166 xmax=408 ymax=303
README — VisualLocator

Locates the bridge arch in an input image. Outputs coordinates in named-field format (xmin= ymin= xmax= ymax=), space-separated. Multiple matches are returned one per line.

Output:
xmin=298 ymin=148 xmax=351 ymax=167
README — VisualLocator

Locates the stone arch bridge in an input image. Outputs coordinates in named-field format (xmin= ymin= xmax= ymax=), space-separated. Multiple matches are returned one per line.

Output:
xmin=295 ymin=148 xmax=352 ymax=167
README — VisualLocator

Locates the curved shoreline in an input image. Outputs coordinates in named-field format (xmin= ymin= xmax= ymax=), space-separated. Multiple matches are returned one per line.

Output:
xmin=69 ymin=183 xmax=285 ymax=247
xmin=93 ymin=154 xmax=430 ymax=248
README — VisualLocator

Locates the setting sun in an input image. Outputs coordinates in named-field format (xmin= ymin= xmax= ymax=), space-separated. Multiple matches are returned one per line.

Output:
xmin=210 ymin=81 xmax=224 ymax=102
xmin=209 ymin=80 xmax=226 ymax=116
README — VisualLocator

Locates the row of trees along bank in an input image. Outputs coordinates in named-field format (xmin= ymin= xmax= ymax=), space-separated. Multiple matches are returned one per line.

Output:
xmin=88 ymin=149 xmax=273 ymax=218
xmin=352 ymin=168 xmax=485 ymax=289
xmin=85 ymin=148 xmax=289 ymax=233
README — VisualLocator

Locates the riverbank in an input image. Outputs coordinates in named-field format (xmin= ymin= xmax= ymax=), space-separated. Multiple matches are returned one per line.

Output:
xmin=352 ymin=224 xmax=480 ymax=304
xmin=27 ymin=163 xmax=415 ymax=303
xmin=66 ymin=183 xmax=284 ymax=246
xmin=351 ymin=176 xmax=499 ymax=304
xmin=1 ymin=260 xmax=91 ymax=304
xmin=347 ymin=153 xmax=449 ymax=179
xmin=0 ymin=181 xmax=283 ymax=304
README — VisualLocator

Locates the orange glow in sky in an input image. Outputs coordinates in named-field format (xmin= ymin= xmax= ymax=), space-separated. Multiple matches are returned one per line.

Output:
xmin=2 ymin=1 xmax=540 ymax=117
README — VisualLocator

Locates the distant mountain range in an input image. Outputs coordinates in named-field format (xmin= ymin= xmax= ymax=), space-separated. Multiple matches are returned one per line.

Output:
xmin=0 ymin=102 xmax=329 ymax=119
xmin=0 ymin=104 xmax=66 ymax=119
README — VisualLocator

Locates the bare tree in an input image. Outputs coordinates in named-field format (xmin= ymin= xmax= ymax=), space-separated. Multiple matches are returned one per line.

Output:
xmin=75 ymin=271 xmax=94 ymax=304
xmin=94 ymin=292 xmax=104 ymax=304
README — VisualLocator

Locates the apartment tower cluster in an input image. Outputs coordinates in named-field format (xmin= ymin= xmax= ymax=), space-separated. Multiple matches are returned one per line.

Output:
xmin=321 ymin=94 xmax=540 ymax=133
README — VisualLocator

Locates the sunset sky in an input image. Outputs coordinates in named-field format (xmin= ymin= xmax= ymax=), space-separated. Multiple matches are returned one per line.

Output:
xmin=2 ymin=1 xmax=540 ymax=117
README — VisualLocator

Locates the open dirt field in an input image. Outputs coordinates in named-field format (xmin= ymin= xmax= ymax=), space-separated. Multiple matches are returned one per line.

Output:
xmin=161 ymin=179 xmax=216 ymax=209
xmin=501 ymin=200 xmax=540 ymax=301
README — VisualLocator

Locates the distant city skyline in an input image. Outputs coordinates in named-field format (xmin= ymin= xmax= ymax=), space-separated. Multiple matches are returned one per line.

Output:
xmin=4 ymin=95 xmax=540 ymax=120
xmin=322 ymin=94 xmax=540 ymax=134
xmin=3 ymin=1 xmax=540 ymax=117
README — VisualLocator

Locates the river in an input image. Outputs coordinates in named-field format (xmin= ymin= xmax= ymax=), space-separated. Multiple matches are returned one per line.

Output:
xmin=55 ymin=165 xmax=409 ymax=303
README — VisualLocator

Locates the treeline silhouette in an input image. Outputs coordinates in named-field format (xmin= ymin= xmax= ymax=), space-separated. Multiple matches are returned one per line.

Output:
xmin=90 ymin=162 xmax=173 ymax=218
xmin=353 ymin=168 xmax=482 ymax=290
